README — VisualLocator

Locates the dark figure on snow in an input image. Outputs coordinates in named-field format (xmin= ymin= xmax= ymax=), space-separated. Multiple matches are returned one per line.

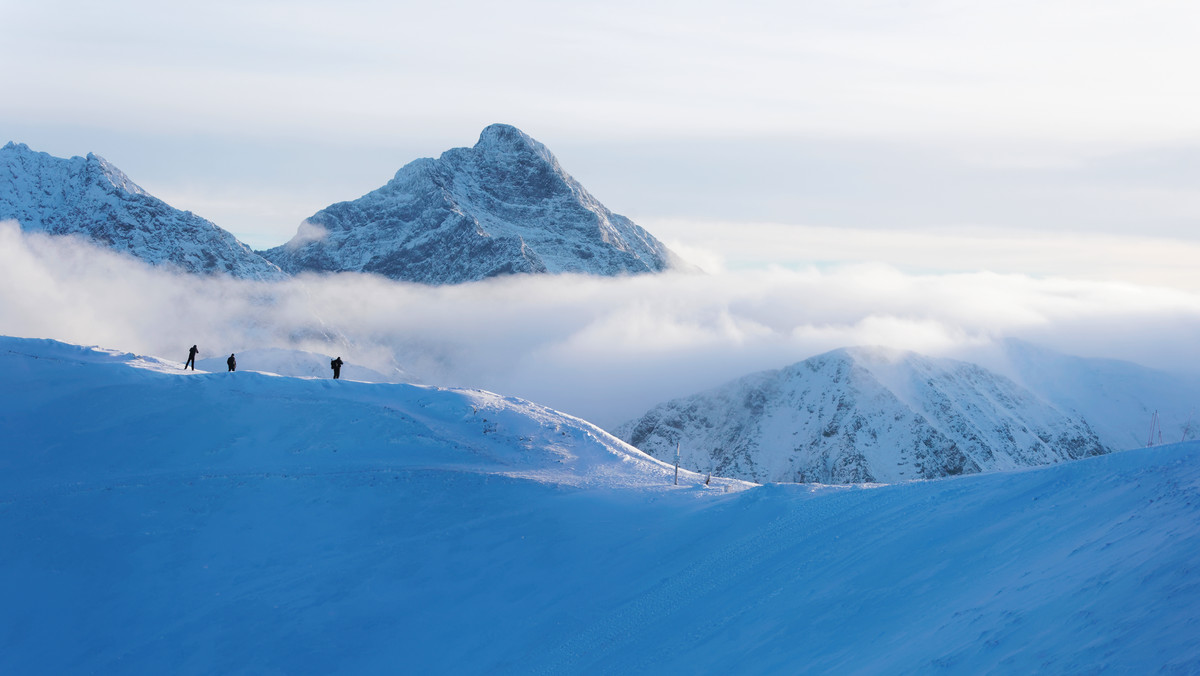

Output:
xmin=331 ymin=356 xmax=343 ymax=379
xmin=184 ymin=345 xmax=198 ymax=370
xmin=227 ymin=354 xmax=236 ymax=372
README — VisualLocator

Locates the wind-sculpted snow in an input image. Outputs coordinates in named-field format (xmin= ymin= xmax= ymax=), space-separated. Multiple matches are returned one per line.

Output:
xmin=3 ymin=336 xmax=1200 ymax=673
xmin=615 ymin=346 xmax=1109 ymax=484
xmin=262 ymin=124 xmax=682 ymax=284
xmin=0 ymin=142 xmax=283 ymax=280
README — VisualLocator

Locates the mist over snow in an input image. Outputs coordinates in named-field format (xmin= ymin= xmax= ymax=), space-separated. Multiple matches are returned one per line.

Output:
xmin=3 ymin=220 xmax=1199 ymax=428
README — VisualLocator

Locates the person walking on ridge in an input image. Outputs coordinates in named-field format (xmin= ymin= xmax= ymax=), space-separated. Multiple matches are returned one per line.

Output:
xmin=184 ymin=345 xmax=198 ymax=370
xmin=227 ymin=354 xmax=236 ymax=372
xmin=331 ymin=356 xmax=343 ymax=380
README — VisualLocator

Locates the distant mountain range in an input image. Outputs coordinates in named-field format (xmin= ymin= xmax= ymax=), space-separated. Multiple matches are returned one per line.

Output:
xmin=1 ymin=125 xmax=684 ymax=284
xmin=261 ymin=124 xmax=682 ymax=284
xmin=0 ymin=142 xmax=284 ymax=280
xmin=613 ymin=343 xmax=1199 ymax=484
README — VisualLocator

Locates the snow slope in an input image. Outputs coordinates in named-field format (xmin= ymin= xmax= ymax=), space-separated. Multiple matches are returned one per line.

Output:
xmin=615 ymin=346 xmax=1108 ymax=484
xmin=0 ymin=337 xmax=709 ymax=493
xmin=262 ymin=124 xmax=684 ymax=284
xmin=0 ymin=142 xmax=283 ymax=280
xmin=3 ymin=336 xmax=1199 ymax=674
xmin=999 ymin=339 xmax=1200 ymax=450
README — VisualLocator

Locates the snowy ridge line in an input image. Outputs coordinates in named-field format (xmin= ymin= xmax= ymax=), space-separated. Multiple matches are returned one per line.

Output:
xmin=1 ymin=335 xmax=749 ymax=493
xmin=393 ymin=385 xmax=744 ymax=489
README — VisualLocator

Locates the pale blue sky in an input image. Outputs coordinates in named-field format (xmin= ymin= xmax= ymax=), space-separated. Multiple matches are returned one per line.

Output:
xmin=3 ymin=0 xmax=1199 ymax=281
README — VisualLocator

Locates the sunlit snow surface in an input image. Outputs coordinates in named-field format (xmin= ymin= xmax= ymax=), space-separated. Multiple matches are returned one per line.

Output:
xmin=2 ymin=336 xmax=1198 ymax=674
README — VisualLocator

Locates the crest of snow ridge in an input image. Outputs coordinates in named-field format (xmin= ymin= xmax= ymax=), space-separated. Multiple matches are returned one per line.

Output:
xmin=261 ymin=124 xmax=683 ymax=285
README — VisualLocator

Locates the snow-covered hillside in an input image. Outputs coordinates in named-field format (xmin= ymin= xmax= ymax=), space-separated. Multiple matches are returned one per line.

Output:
xmin=998 ymin=339 xmax=1200 ymax=451
xmin=4 ymin=336 xmax=1200 ymax=674
xmin=0 ymin=337 xmax=709 ymax=493
xmin=615 ymin=347 xmax=1108 ymax=484
xmin=262 ymin=124 xmax=684 ymax=284
xmin=0 ymin=142 xmax=283 ymax=280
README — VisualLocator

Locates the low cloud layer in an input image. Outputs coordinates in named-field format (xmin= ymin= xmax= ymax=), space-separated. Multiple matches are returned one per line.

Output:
xmin=649 ymin=219 xmax=1200 ymax=294
xmin=3 ymin=221 xmax=1198 ymax=428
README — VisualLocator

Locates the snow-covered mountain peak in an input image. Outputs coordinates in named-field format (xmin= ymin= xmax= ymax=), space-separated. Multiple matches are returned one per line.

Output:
xmin=842 ymin=344 xmax=913 ymax=362
xmin=793 ymin=345 xmax=910 ymax=373
xmin=439 ymin=123 xmax=573 ymax=204
xmin=617 ymin=346 xmax=1108 ymax=484
xmin=0 ymin=142 xmax=283 ymax=280
xmin=473 ymin=123 xmax=555 ymax=161
xmin=262 ymin=124 xmax=683 ymax=284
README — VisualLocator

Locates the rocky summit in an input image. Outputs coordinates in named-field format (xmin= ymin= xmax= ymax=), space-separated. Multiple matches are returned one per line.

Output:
xmin=0 ymin=142 xmax=283 ymax=281
xmin=262 ymin=124 xmax=684 ymax=284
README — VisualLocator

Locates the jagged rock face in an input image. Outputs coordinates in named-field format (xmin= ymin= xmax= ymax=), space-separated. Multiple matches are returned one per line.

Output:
xmin=262 ymin=124 xmax=682 ymax=284
xmin=614 ymin=347 xmax=1109 ymax=484
xmin=0 ymin=142 xmax=284 ymax=281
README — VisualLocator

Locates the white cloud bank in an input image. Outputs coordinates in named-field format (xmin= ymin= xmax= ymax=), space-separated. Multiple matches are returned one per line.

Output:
xmin=650 ymin=218 xmax=1200 ymax=293
xmin=2 ymin=221 xmax=1198 ymax=428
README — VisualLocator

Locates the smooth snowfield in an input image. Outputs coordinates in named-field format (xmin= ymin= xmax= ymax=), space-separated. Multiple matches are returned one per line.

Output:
xmin=2 ymin=337 xmax=1198 ymax=674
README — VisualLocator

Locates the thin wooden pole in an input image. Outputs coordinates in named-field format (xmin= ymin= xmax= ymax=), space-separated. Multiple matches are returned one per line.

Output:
xmin=674 ymin=442 xmax=680 ymax=486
